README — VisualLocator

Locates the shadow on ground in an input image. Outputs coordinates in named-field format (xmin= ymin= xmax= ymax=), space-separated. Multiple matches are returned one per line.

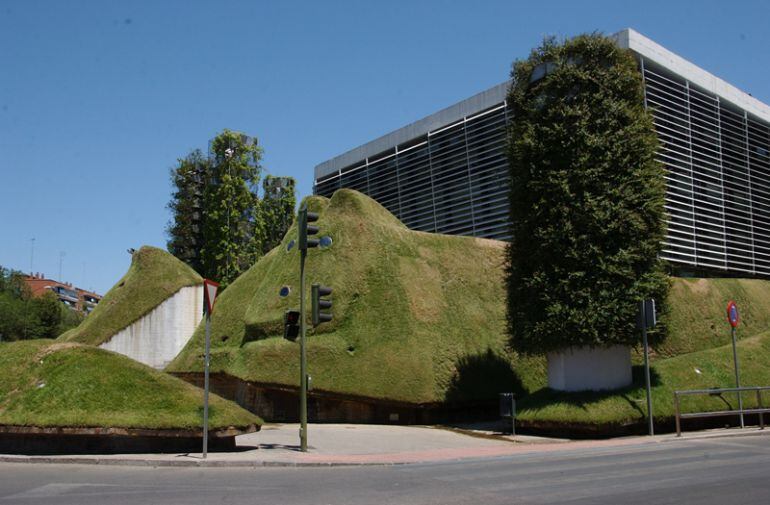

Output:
xmin=445 ymin=349 xmax=524 ymax=404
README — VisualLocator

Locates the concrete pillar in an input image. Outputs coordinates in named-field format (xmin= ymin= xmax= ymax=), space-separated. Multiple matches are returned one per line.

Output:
xmin=547 ymin=345 xmax=632 ymax=392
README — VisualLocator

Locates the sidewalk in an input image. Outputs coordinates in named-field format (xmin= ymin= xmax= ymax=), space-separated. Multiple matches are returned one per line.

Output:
xmin=1 ymin=423 xmax=767 ymax=468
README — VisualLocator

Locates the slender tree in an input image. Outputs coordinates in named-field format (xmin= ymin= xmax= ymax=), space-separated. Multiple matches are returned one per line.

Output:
xmin=506 ymin=34 xmax=668 ymax=355
xmin=200 ymin=130 xmax=264 ymax=286
xmin=261 ymin=175 xmax=296 ymax=253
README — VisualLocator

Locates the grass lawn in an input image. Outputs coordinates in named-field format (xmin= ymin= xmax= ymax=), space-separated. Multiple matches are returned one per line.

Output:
xmin=59 ymin=246 xmax=202 ymax=346
xmin=0 ymin=340 xmax=260 ymax=430
xmin=518 ymin=330 xmax=770 ymax=426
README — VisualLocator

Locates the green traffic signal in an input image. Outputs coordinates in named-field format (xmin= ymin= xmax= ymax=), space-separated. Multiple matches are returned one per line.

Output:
xmin=311 ymin=284 xmax=333 ymax=327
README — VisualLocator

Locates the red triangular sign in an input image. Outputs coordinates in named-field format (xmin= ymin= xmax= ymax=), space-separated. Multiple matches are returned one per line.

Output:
xmin=203 ymin=279 xmax=219 ymax=315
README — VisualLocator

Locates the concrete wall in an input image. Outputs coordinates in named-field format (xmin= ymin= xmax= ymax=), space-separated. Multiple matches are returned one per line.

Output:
xmin=173 ymin=373 xmax=499 ymax=425
xmin=100 ymin=285 xmax=203 ymax=369
xmin=547 ymin=345 xmax=632 ymax=392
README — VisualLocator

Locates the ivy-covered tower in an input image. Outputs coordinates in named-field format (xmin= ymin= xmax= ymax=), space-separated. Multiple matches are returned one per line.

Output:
xmin=505 ymin=34 xmax=669 ymax=391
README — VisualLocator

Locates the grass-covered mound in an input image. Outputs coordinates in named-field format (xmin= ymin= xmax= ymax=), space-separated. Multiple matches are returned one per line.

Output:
xmin=168 ymin=189 xmax=544 ymax=404
xmin=518 ymin=330 xmax=770 ymax=427
xmin=59 ymin=246 xmax=202 ymax=346
xmin=0 ymin=340 xmax=260 ymax=430
xmin=167 ymin=189 xmax=770 ymax=426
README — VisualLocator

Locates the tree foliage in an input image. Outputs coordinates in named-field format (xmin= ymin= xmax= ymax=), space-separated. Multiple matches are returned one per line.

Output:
xmin=505 ymin=34 xmax=669 ymax=355
xmin=200 ymin=130 xmax=264 ymax=286
xmin=0 ymin=266 xmax=80 ymax=341
xmin=167 ymin=131 xmax=299 ymax=287
xmin=261 ymin=175 xmax=296 ymax=254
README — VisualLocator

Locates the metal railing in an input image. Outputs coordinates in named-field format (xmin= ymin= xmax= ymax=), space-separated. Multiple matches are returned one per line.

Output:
xmin=674 ymin=386 xmax=770 ymax=436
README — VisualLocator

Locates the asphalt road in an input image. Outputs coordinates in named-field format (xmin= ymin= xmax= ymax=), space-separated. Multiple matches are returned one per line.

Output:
xmin=1 ymin=435 xmax=769 ymax=504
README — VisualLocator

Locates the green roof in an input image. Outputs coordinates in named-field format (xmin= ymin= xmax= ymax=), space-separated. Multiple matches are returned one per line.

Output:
xmin=0 ymin=340 xmax=261 ymax=430
xmin=59 ymin=246 xmax=202 ymax=346
xmin=167 ymin=189 xmax=536 ymax=404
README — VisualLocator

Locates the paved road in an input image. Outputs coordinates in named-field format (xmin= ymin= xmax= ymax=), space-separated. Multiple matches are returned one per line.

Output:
xmin=1 ymin=435 xmax=769 ymax=504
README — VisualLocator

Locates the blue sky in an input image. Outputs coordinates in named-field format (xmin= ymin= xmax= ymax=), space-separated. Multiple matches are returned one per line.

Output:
xmin=1 ymin=0 xmax=768 ymax=294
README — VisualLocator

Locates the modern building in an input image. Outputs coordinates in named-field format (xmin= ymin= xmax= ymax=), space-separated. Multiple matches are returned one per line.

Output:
xmin=314 ymin=28 xmax=770 ymax=278
xmin=24 ymin=272 xmax=102 ymax=314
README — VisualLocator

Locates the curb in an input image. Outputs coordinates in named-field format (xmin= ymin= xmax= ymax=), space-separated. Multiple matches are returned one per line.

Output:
xmin=1 ymin=428 xmax=767 ymax=469
xmin=661 ymin=427 xmax=769 ymax=443
xmin=0 ymin=455 xmax=398 ymax=468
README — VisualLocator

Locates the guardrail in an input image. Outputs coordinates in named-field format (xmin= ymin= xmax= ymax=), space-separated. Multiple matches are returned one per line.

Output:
xmin=674 ymin=386 xmax=770 ymax=437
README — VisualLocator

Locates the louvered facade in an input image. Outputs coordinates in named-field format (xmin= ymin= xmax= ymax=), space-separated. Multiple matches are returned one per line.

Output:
xmin=642 ymin=59 xmax=770 ymax=275
xmin=314 ymin=29 xmax=770 ymax=277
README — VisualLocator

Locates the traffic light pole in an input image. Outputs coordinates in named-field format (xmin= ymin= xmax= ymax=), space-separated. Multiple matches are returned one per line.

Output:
xmin=299 ymin=213 xmax=308 ymax=452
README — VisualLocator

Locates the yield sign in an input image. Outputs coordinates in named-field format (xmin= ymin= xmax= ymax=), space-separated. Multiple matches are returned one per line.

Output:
xmin=203 ymin=279 xmax=220 ymax=316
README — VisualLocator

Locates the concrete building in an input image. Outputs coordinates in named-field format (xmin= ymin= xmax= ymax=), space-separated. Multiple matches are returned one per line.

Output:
xmin=314 ymin=28 xmax=770 ymax=279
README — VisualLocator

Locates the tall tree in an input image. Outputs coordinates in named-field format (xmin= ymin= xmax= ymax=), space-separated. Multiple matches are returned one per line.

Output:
xmin=200 ymin=130 xmax=264 ymax=286
xmin=506 ymin=34 xmax=668 ymax=354
xmin=166 ymin=150 xmax=209 ymax=274
xmin=261 ymin=175 xmax=296 ymax=253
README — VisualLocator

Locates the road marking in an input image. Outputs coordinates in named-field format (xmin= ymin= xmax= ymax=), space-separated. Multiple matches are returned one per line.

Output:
xmin=2 ymin=483 xmax=108 ymax=500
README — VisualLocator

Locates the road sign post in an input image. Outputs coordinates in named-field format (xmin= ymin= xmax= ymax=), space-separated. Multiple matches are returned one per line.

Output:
xmin=202 ymin=279 xmax=219 ymax=458
xmin=638 ymin=299 xmax=657 ymax=436
xmin=727 ymin=301 xmax=744 ymax=428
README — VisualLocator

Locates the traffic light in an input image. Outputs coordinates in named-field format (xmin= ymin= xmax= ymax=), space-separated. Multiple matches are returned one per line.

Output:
xmin=311 ymin=284 xmax=333 ymax=326
xmin=298 ymin=208 xmax=320 ymax=250
xmin=283 ymin=309 xmax=300 ymax=341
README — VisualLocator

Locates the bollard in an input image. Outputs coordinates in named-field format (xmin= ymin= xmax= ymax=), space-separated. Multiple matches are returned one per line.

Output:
xmin=675 ymin=392 xmax=682 ymax=437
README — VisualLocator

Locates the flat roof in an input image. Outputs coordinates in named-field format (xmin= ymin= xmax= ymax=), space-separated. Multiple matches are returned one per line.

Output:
xmin=614 ymin=28 xmax=770 ymax=123
xmin=314 ymin=81 xmax=510 ymax=180
xmin=315 ymin=28 xmax=770 ymax=181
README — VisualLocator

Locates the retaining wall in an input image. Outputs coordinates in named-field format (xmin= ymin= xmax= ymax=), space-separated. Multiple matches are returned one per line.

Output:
xmin=100 ymin=285 xmax=203 ymax=369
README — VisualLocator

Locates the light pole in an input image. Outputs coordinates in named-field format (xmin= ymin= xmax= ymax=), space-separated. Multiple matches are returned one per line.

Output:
xmin=30 ymin=237 xmax=35 ymax=274
xmin=58 ymin=251 xmax=66 ymax=281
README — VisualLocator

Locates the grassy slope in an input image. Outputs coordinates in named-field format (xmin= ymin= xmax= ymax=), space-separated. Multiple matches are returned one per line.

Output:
xmin=59 ymin=246 xmax=202 ymax=346
xmin=168 ymin=189 xmax=545 ymax=403
xmin=0 ymin=340 xmax=260 ymax=430
xmin=518 ymin=330 xmax=770 ymax=425
xmin=167 ymin=189 xmax=770 ymax=423
xmin=662 ymin=277 xmax=770 ymax=357
xmin=516 ymin=278 xmax=770 ymax=425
